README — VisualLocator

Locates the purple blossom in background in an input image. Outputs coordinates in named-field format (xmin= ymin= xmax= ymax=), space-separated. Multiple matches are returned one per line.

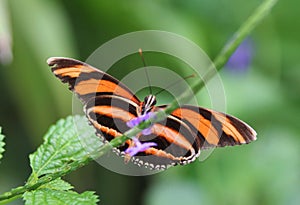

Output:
xmin=125 ymin=137 xmax=157 ymax=157
xmin=126 ymin=112 xmax=154 ymax=135
xmin=226 ymin=38 xmax=254 ymax=72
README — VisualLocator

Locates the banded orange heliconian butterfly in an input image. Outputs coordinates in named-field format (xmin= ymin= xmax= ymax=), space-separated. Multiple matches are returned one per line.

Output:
xmin=47 ymin=57 xmax=257 ymax=170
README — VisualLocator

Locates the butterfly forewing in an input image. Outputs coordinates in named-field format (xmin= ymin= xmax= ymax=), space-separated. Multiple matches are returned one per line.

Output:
xmin=47 ymin=57 xmax=140 ymax=105
xmin=170 ymin=105 xmax=257 ymax=149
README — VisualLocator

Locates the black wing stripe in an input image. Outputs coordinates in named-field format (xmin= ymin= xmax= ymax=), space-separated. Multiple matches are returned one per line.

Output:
xmin=85 ymin=95 xmax=139 ymax=116
xmin=85 ymin=95 xmax=139 ymax=137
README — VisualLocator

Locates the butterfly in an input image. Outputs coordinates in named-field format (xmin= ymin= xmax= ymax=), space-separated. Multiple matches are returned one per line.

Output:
xmin=47 ymin=57 xmax=257 ymax=170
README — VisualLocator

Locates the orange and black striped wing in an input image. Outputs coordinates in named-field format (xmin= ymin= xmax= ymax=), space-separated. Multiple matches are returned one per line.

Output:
xmin=47 ymin=57 xmax=140 ymax=105
xmin=84 ymin=94 xmax=139 ymax=144
xmin=130 ymin=112 xmax=201 ymax=169
xmin=170 ymin=105 xmax=257 ymax=149
xmin=129 ymin=105 xmax=256 ymax=169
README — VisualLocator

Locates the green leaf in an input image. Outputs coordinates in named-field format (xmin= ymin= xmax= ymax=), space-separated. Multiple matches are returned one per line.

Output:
xmin=23 ymin=189 xmax=99 ymax=205
xmin=40 ymin=178 xmax=73 ymax=191
xmin=29 ymin=115 xmax=102 ymax=178
xmin=0 ymin=127 xmax=5 ymax=162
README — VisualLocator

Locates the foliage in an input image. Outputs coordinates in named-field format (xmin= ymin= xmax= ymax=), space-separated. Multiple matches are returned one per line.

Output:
xmin=28 ymin=116 xmax=101 ymax=180
xmin=0 ymin=127 xmax=5 ymax=162
xmin=24 ymin=189 xmax=98 ymax=205
xmin=23 ymin=178 xmax=98 ymax=205
xmin=24 ymin=178 xmax=98 ymax=205
xmin=25 ymin=116 xmax=100 ymax=204
xmin=0 ymin=116 xmax=100 ymax=204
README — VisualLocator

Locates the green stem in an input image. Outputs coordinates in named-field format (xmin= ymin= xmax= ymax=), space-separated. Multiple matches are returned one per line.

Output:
xmin=108 ymin=0 xmax=279 ymax=141
xmin=0 ymin=195 xmax=22 ymax=205
xmin=0 ymin=0 xmax=278 ymax=202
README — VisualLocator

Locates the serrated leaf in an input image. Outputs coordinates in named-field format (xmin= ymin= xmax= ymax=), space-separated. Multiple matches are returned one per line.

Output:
xmin=40 ymin=178 xmax=73 ymax=191
xmin=23 ymin=189 xmax=99 ymax=205
xmin=0 ymin=127 xmax=5 ymax=162
xmin=29 ymin=115 xmax=102 ymax=177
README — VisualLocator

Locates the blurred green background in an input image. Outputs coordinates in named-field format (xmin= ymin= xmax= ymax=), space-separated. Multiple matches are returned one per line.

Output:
xmin=0 ymin=0 xmax=299 ymax=204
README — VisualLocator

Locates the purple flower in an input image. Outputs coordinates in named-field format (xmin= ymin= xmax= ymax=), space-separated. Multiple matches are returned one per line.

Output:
xmin=125 ymin=137 xmax=157 ymax=157
xmin=125 ymin=113 xmax=157 ymax=156
xmin=226 ymin=39 xmax=253 ymax=72
xmin=126 ymin=112 xmax=154 ymax=135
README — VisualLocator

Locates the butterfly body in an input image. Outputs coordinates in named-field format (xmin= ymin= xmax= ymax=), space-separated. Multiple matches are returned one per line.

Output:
xmin=48 ymin=57 xmax=257 ymax=170
xmin=140 ymin=95 xmax=157 ymax=115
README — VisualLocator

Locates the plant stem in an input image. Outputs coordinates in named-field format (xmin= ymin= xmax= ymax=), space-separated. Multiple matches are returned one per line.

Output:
xmin=0 ymin=0 xmax=278 ymax=202
xmin=104 ymin=0 xmax=279 ymax=141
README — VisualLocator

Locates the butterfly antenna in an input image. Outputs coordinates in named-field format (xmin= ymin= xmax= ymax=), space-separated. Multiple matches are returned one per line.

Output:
xmin=139 ymin=48 xmax=153 ymax=94
xmin=155 ymin=73 xmax=196 ymax=96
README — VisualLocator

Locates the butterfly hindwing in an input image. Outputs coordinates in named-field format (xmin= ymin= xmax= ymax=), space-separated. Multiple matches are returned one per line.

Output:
xmin=84 ymin=95 xmax=200 ymax=169
xmin=85 ymin=94 xmax=138 ymax=141
xmin=132 ymin=113 xmax=201 ymax=168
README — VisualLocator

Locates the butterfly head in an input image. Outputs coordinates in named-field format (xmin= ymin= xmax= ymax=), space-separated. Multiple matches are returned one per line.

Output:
xmin=141 ymin=95 xmax=157 ymax=115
